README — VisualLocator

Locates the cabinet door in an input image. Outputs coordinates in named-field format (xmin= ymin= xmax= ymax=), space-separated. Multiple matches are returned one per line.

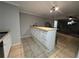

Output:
xmin=3 ymin=33 xmax=12 ymax=58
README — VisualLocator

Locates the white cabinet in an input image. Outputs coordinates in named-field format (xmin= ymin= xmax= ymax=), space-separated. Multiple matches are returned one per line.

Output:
xmin=3 ymin=33 xmax=12 ymax=58
xmin=31 ymin=27 xmax=57 ymax=52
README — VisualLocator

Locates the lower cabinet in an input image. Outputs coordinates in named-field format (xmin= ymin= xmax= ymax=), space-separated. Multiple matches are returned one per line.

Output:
xmin=3 ymin=33 xmax=12 ymax=58
xmin=0 ymin=41 xmax=4 ymax=58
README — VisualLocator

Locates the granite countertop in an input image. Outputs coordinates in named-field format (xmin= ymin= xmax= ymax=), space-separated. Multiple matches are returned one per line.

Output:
xmin=0 ymin=32 xmax=8 ymax=43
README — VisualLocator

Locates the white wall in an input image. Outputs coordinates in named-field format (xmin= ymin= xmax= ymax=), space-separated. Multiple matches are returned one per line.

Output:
xmin=0 ymin=3 xmax=4 ymax=30
xmin=0 ymin=2 xmax=21 ymax=45
xmin=20 ymin=13 xmax=47 ymax=38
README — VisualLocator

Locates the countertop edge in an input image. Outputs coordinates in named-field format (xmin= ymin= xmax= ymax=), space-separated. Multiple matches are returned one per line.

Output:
xmin=0 ymin=32 xmax=9 ymax=43
xmin=31 ymin=26 xmax=56 ymax=31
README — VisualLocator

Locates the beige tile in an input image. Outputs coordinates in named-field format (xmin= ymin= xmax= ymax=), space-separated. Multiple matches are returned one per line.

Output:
xmin=8 ymin=44 xmax=24 ymax=58
xmin=35 ymin=53 xmax=48 ymax=58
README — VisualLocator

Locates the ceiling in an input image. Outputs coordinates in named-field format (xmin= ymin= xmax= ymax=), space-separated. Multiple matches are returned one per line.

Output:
xmin=5 ymin=1 xmax=79 ymax=19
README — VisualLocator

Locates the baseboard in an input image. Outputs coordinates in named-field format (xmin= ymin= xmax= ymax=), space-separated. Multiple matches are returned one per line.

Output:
xmin=21 ymin=35 xmax=31 ymax=39
xmin=12 ymin=41 xmax=22 ymax=47
xmin=12 ymin=35 xmax=32 ymax=47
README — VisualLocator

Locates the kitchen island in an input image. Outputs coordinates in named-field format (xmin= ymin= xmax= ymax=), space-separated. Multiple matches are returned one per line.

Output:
xmin=31 ymin=26 xmax=57 ymax=52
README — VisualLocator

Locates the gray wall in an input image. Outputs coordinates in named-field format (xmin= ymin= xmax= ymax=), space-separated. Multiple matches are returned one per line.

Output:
xmin=0 ymin=2 xmax=21 ymax=45
xmin=20 ymin=13 xmax=47 ymax=38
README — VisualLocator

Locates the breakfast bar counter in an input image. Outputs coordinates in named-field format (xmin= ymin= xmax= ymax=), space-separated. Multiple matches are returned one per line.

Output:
xmin=32 ymin=26 xmax=53 ymax=31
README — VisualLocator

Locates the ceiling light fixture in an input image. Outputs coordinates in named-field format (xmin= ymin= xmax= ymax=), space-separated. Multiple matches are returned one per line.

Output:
xmin=69 ymin=16 xmax=73 ymax=20
xmin=55 ymin=7 xmax=59 ymax=11
xmin=69 ymin=18 xmax=72 ymax=20
xmin=50 ymin=10 xmax=53 ymax=13
xmin=50 ymin=6 xmax=59 ymax=13
xmin=67 ymin=16 xmax=76 ymax=25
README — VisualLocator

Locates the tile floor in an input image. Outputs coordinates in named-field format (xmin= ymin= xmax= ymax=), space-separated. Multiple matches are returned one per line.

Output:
xmin=8 ymin=34 xmax=79 ymax=58
xmin=21 ymin=37 xmax=48 ymax=58
xmin=8 ymin=43 xmax=24 ymax=58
